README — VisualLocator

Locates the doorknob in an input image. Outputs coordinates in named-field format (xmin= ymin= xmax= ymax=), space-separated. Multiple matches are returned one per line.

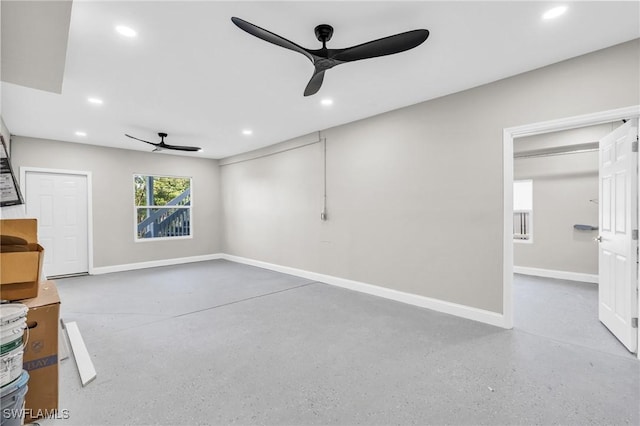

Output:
xmin=595 ymin=236 xmax=603 ymax=243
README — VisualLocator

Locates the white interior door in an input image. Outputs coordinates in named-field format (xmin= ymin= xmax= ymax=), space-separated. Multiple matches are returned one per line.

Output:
xmin=598 ymin=119 xmax=639 ymax=353
xmin=25 ymin=171 xmax=89 ymax=277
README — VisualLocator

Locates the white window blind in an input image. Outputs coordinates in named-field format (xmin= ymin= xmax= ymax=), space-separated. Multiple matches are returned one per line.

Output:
xmin=514 ymin=180 xmax=533 ymax=241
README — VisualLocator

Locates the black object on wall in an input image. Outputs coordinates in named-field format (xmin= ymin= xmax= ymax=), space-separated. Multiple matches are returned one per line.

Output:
xmin=0 ymin=135 xmax=24 ymax=207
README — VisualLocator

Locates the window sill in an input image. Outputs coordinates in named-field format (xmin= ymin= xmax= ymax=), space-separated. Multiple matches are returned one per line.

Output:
xmin=134 ymin=235 xmax=193 ymax=243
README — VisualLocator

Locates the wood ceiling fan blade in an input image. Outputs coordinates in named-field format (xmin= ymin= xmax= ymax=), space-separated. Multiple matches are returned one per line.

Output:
xmin=231 ymin=17 xmax=314 ymax=63
xmin=332 ymin=29 xmax=429 ymax=62
xmin=304 ymin=69 xmax=325 ymax=96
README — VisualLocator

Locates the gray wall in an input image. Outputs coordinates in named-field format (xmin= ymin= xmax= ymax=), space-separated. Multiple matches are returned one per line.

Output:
xmin=220 ymin=39 xmax=640 ymax=314
xmin=513 ymin=125 xmax=609 ymax=275
xmin=11 ymin=137 xmax=222 ymax=268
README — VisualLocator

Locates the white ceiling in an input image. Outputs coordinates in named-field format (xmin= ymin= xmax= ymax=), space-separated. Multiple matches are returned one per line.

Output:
xmin=2 ymin=1 xmax=639 ymax=159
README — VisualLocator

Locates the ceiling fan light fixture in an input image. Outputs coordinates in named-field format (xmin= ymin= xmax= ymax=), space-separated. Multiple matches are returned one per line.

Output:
xmin=75 ymin=131 xmax=87 ymax=137
xmin=542 ymin=6 xmax=568 ymax=20
xmin=321 ymin=98 xmax=334 ymax=106
xmin=242 ymin=129 xmax=253 ymax=135
xmin=87 ymin=97 xmax=103 ymax=105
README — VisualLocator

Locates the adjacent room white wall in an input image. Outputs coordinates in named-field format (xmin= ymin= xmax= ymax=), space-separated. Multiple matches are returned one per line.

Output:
xmin=220 ymin=39 xmax=640 ymax=315
xmin=10 ymin=137 xmax=222 ymax=268
xmin=513 ymin=125 xmax=609 ymax=276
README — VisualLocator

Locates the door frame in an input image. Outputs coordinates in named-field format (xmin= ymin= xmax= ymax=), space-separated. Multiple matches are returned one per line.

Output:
xmin=502 ymin=105 xmax=640 ymax=360
xmin=20 ymin=167 xmax=94 ymax=275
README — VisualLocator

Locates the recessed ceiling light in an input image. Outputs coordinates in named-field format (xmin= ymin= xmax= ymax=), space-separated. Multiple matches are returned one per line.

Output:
xmin=115 ymin=25 xmax=137 ymax=38
xmin=542 ymin=6 xmax=567 ymax=20
xmin=87 ymin=97 xmax=103 ymax=105
xmin=242 ymin=129 xmax=253 ymax=136
xmin=75 ymin=131 xmax=87 ymax=137
xmin=320 ymin=98 xmax=333 ymax=106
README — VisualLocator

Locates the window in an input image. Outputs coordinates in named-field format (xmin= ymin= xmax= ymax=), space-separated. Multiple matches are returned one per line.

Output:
xmin=513 ymin=179 xmax=532 ymax=242
xmin=134 ymin=174 xmax=192 ymax=240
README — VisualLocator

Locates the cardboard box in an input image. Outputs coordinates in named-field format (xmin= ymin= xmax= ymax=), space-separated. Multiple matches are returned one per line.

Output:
xmin=21 ymin=280 xmax=60 ymax=421
xmin=1 ymin=219 xmax=44 ymax=300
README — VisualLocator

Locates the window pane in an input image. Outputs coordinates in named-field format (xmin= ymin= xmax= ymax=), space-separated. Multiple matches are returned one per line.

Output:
xmin=134 ymin=175 xmax=148 ymax=207
xmin=514 ymin=180 xmax=532 ymax=211
xmin=136 ymin=207 xmax=191 ymax=239
xmin=134 ymin=175 xmax=191 ymax=207
xmin=134 ymin=174 xmax=192 ymax=240
xmin=514 ymin=211 xmax=531 ymax=240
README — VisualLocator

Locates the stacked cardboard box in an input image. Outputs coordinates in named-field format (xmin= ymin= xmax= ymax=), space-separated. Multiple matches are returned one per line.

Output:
xmin=20 ymin=281 xmax=60 ymax=422
xmin=1 ymin=219 xmax=59 ymax=421
xmin=0 ymin=219 xmax=44 ymax=301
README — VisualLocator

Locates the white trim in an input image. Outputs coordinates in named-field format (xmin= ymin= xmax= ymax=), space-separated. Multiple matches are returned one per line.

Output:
xmin=514 ymin=266 xmax=598 ymax=284
xmin=64 ymin=321 xmax=97 ymax=386
xmin=504 ymin=105 xmax=640 ymax=139
xmin=503 ymin=127 xmax=515 ymax=329
xmin=222 ymin=254 xmax=507 ymax=328
xmin=91 ymin=253 xmax=223 ymax=275
xmin=134 ymin=233 xmax=193 ymax=243
xmin=19 ymin=166 xmax=95 ymax=275
xmin=503 ymin=105 xmax=640 ymax=360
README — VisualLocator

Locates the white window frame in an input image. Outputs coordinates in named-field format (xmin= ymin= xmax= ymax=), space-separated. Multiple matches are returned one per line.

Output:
xmin=513 ymin=179 xmax=533 ymax=244
xmin=133 ymin=173 xmax=193 ymax=242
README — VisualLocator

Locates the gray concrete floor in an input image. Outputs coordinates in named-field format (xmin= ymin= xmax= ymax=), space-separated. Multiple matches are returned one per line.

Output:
xmin=513 ymin=274 xmax=635 ymax=359
xmin=38 ymin=261 xmax=639 ymax=425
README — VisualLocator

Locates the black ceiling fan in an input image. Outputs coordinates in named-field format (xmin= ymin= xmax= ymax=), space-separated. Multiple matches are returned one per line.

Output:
xmin=125 ymin=132 xmax=202 ymax=152
xmin=231 ymin=17 xmax=429 ymax=96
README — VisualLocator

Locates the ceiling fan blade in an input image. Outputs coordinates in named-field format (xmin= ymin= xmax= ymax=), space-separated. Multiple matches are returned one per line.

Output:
xmin=231 ymin=17 xmax=314 ymax=62
xmin=125 ymin=134 xmax=159 ymax=147
xmin=304 ymin=69 xmax=326 ymax=97
xmin=332 ymin=29 xmax=429 ymax=62
xmin=162 ymin=143 xmax=202 ymax=152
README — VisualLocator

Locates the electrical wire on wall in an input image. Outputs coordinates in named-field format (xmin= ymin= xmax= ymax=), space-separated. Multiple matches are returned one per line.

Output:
xmin=320 ymin=130 xmax=328 ymax=221
xmin=218 ymin=129 xmax=329 ymax=222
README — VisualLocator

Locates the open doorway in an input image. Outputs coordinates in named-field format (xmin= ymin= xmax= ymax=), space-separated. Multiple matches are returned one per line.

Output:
xmin=512 ymin=123 xmax=632 ymax=358
xmin=502 ymin=106 xmax=640 ymax=360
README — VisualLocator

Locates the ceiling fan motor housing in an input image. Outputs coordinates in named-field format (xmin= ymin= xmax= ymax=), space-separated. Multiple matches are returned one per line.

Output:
xmin=314 ymin=24 xmax=333 ymax=43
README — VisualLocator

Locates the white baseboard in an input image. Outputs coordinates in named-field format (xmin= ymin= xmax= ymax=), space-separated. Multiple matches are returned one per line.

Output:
xmin=91 ymin=253 xmax=224 ymax=275
xmin=222 ymin=254 xmax=507 ymax=329
xmin=514 ymin=266 xmax=598 ymax=284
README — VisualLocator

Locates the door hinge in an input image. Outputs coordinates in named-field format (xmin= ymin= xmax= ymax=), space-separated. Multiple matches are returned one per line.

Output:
xmin=633 ymin=229 xmax=639 ymax=240
xmin=633 ymin=141 xmax=639 ymax=152
xmin=632 ymin=318 xmax=638 ymax=329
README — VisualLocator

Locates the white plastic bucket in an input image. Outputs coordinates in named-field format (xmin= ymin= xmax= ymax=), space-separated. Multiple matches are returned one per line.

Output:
xmin=0 ymin=370 xmax=28 ymax=426
xmin=0 ymin=345 xmax=23 ymax=388
xmin=0 ymin=304 xmax=27 ymax=358
xmin=0 ymin=319 xmax=26 ymax=355
xmin=0 ymin=305 xmax=28 ymax=327
xmin=0 ymin=304 xmax=27 ymax=388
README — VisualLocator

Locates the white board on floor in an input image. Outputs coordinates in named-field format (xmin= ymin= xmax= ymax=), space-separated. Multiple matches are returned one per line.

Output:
xmin=65 ymin=321 xmax=97 ymax=386
xmin=59 ymin=319 xmax=70 ymax=361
